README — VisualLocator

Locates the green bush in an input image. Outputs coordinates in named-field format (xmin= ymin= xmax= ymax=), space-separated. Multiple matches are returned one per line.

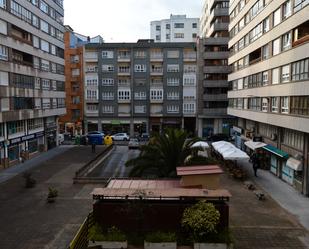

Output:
xmin=182 ymin=201 xmax=220 ymax=241
xmin=195 ymin=229 xmax=233 ymax=244
xmin=47 ymin=187 xmax=58 ymax=198
xmin=185 ymin=156 xmax=218 ymax=166
xmin=89 ymin=225 xmax=126 ymax=242
xmin=145 ymin=231 xmax=176 ymax=243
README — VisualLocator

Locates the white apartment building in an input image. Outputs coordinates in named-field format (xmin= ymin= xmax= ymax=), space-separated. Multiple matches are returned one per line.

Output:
xmin=150 ymin=14 xmax=199 ymax=43
xmin=0 ymin=0 xmax=66 ymax=167
xmin=228 ymin=0 xmax=309 ymax=196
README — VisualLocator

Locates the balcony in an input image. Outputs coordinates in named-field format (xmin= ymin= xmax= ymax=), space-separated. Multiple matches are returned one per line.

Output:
xmin=203 ymin=37 xmax=229 ymax=45
xmin=118 ymin=69 xmax=130 ymax=76
xmin=150 ymin=54 xmax=163 ymax=61
xmin=118 ymin=99 xmax=131 ymax=104
xmin=117 ymin=55 xmax=131 ymax=62
xmin=203 ymin=51 xmax=229 ymax=59
xmin=203 ymin=94 xmax=227 ymax=101
xmin=84 ymin=52 xmax=98 ymax=62
xmin=203 ymin=65 xmax=231 ymax=73
xmin=183 ymin=53 xmax=197 ymax=62
xmin=203 ymin=80 xmax=229 ymax=88
xmin=200 ymin=108 xmax=227 ymax=117
xmin=150 ymin=68 xmax=163 ymax=76
xmin=85 ymin=98 xmax=99 ymax=103
xmin=150 ymin=98 xmax=163 ymax=104
xmin=150 ymin=82 xmax=163 ymax=87
xmin=211 ymin=8 xmax=229 ymax=18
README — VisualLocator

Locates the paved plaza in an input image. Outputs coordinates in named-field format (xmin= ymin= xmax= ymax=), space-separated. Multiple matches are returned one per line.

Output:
xmin=0 ymin=146 xmax=308 ymax=249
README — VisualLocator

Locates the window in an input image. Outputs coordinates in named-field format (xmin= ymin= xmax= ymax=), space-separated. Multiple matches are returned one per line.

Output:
xmin=183 ymin=77 xmax=195 ymax=86
xmin=40 ymin=1 xmax=49 ymax=14
xmin=156 ymin=35 xmax=160 ymax=41
xmin=263 ymin=17 xmax=270 ymax=33
xmin=239 ymin=18 xmax=245 ymax=31
xmin=272 ymin=38 xmax=281 ymax=56
xmin=102 ymin=65 xmax=114 ymax=72
xmin=40 ymin=20 xmax=49 ymax=33
xmin=192 ymin=23 xmax=197 ymax=28
xmin=33 ymin=35 xmax=39 ymax=48
xmin=281 ymin=65 xmax=290 ymax=83
xmin=167 ymin=92 xmax=179 ymax=100
xmin=282 ymin=32 xmax=291 ymax=51
xmin=0 ymin=44 xmax=8 ymax=60
xmin=40 ymin=40 xmax=49 ymax=52
xmin=167 ymin=105 xmax=179 ymax=113
xmin=86 ymin=76 xmax=98 ymax=86
xmin=262 ymin=71 xmax=269 ymax=86
xmin=167 ymin=78 xmax=180 ymax=86
xmin=183 ymin=103 xmax=195 ymax=113
xmin=135 ymin=78 xmax=146 ymax=86
xmin=292 ymin=58 xmax=309 ymax=81
xmin=72 ymin=68 xmax=80 ymax=77
xmin=86 ymin=90 xmax=98 ymax=100
xmin=102 ymin=106 xmax=114 ymax=113
xmin=8 ymin=121 xmax=24 ymax=135
xmin=272 ymin=68 xmax=280 ymax=84
xmin=0 ymin=0 xmax=6 ymax=9
xmin=283 ymin=0 xmax=291 ymax=19
xmin=166 ymin=24 xmax=170 ymax=29
xmin=273 ymin=8 xmax=281 ymax=27
xmin=262 ymin=44 xmax=269 ymax=60
xmin=174 ymin=23 xmax=184 ymax=28
xmin=167 ymin=50 xmax=179 ymax=58
xmin=156 ymin=25 xmax=161 ymax=31
xmin=118 ymin=90 xmax=130 ymax=100
xmin=290 ymin=96 xmax=309 ymax=116
xmin=262 ymin=98 xmax=269 ymax=112
xmin=174 ymin=33 xmax=184 ymax=39
xmin=41 ymin=79 xmax=50 ymax=90
xmin=134 ymin=105 xmax=146 ymax=114
xmin=134 ymin=64 xmax=146 ymax=72
xmin=134 ymin=51 xmax=146 ymax=58
xmin=118 ymin=65 xmax=130 ymax=73
xmin=271 ymin=97 xmax=279 ymax=112
xmin=150 ymin=89 xmax=163 ymax=100
xmin=41 ymin=59 xmax=50 ymax=71
xmin=192 ymin=33 xmax=197 ymax=38
xmin=134 ymin=92 xmax=146 ymax=100
xmin=294 ymin=0 xmax=309 ymax=12
xmin=87 ymin=104 xmax=98 ymax=111
xmin=102 ymin=51 xmax=114 ymax=59
xmin=281 ymin=96 xmax=289 ymax=113
xmin=167 ymin=64 xmax=179 ymax=72
xmin=102 ymin=92 xmax=114 ymax=100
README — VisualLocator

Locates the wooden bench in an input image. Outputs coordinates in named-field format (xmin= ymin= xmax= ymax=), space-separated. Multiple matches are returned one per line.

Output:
xmin=254 ymin=190 xmax=266 ymax=200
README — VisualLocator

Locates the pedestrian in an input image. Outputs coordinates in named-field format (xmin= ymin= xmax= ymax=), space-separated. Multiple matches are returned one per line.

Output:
xmin=91 ymin=143 xmax=96 ymax=153
xmin=250 ymin=152 xmax=260 ymax=177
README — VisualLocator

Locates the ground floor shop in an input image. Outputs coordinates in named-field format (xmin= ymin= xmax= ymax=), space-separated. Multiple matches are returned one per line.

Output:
xmin=198 ymin=118 xmax=236 ymax=138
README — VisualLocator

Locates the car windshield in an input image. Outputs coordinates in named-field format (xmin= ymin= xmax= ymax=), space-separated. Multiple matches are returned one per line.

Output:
xmin=130 ymin=138 xmax=138 ymax=142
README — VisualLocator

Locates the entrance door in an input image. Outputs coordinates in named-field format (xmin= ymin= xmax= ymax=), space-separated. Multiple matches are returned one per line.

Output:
xmin=270 ymin=155 xmax=277 ymax=175
xmin=282 ymin=161 xmax=294 ymax=185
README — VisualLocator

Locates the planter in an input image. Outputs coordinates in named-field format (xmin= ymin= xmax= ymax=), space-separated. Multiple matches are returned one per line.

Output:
xmin=144 ymin=241 xmax=177 ymax=249
xmin=47 ymin=197 xmax=56 ymax=203
xmin=194 ymin=243 xmax=233 ymax=249
xmin=88 ymin=240 xmax=128 ymax=249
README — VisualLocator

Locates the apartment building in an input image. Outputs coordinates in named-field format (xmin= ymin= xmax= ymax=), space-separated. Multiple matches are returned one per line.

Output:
xmin=59 ymin=26 xmax=103 ymax=136
xmin=150 ymin=14 xmax=199 ymax=43
xmin=228 ymin=0 xmax=309 ymax=195
xmin=0 ymin=0 xmax=65 ymax=167
xmin=197 ymin=0 xmax=235 ymax=137
xmin=83 ymin=39 xmax=197 ymax=136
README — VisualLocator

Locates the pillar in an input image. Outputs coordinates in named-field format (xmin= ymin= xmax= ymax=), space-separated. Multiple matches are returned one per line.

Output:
xmin=198 ymin=118 xmax=203 ymax=138
xmin=303 ymin=133 xmax=309 ymax=196
xmin=130 ymin=120 xmax=134 ymax=137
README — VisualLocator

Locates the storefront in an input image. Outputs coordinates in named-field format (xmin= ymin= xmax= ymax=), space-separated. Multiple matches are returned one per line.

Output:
xmin=232 ymin=126 xmax=242 ymax=149
xmin=282 ymin=157 xmax=302 ymax=186
xmin=263 ymin=144 xmax=289 ymax=177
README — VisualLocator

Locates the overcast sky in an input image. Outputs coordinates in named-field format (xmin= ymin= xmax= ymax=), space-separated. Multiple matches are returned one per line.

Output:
xmin=64 ymin=0 xmax=203 ymax=42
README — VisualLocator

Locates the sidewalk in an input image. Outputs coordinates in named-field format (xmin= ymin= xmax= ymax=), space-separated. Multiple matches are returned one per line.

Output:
xmin=0 ymin=145 xmax=74 ymax=184
xmin=239 ymin=159 xmax=309 ymax=231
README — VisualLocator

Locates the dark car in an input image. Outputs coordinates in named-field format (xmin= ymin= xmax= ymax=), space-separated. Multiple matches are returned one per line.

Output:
xmin=207 ymin=133 xmax=230 ymax=142
xmin=140 ymin=133 xmax=150 ymax=141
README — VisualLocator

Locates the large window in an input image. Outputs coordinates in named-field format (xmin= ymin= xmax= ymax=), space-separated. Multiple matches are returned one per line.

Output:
xmin=167 ymin=78 xmax=180 ymax=86
xmin=134 ymin=105 xmax=146 ymax=114
xmin=102 ymin=78 xmax=114 ymax=86
xmin=292 ymin=58 xmax=309 ymax=81
xmin=40 ymin=20 xmax=49 ymax=33
xmin=272 ymin=68 xmax=280 ymax=84
xmin=167 ymin=64 xmax=179 ymax=72
xmin=102 ymin=106 xmax=114 ymax=113
xmin=273 ymin=8 xmax=281 ymax=27
xmin=102 ymin=92 xmax=114 ymax=100
xmin=86 ymin=90 xmax=98 ymax=100
xmin=281 ymin=65 xmax=290 ymax=83
xmin=134 ymin=92 xmax=146 ymax=100
xmin=167 ymin=105 xmax=179 ymax=113
xmin=272 ymin=38 xmax=281 ymax=56
xmin=150 ymin=89 xmax=163 ymax=100
xmin=134 ymin=64 xmax=146 ymax=72
xmin=0 ymin=44 xmax=8 ymax=61
xmin=282 ymin=32 xmax=291 ymax=51
xmin=283 ymin=0 xmax=292 ymax=19
xmin=102 ymin=51 xmax=114 ymax=59
xmin=281 ymin=96 xmax=289 ymax=113
xmin=28 ymin=118 xmax=43 ymax=130
xmin=167 ymin=92 xmax=179 ymax=100
xmin=271 ymin=97 xmax=279 ymax=112
xmin=118 ymin=90 xmax=130 ymax=100
xmin=8 ymin=121 xmax=24 ymax=135
xmin=174 ymin=23 xmax=184 ymax=28
xmin=290 ymin=96 xmax=309 ymax=116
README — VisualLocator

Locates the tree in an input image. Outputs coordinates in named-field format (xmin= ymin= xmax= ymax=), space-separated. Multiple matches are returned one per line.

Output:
xmin=182 ymin=200 xmax=220 ymax=241
xmin=126 ymin=129 xmax=199 ymax=177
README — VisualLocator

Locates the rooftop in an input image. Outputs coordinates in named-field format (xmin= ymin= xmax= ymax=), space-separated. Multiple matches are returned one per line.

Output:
xmin=176 ymin=165 xmax=223 ymax=176
xmin=107 ymin=179 xmax=181 ymax=189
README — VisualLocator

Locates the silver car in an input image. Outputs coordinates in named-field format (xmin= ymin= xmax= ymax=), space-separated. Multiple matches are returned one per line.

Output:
xmin=128 ymin=138 xmax=140 ymax=149
xmin=111 ymin=133 xmax=130 ymax=141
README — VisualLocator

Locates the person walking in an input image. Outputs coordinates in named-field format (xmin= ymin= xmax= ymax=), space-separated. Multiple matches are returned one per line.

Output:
xmin=250 ymin=152 xmax=260 ymax=177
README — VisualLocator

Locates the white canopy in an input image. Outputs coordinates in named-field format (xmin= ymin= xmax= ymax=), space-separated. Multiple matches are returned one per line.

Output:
xmin=212 ymin=141 xmax=249 ymax=160
xmin=244 ymin=140 xmax=267 ymax=150
xmin=191 ymin=141 xmax=209 ymax=149
xmin=286 ymin=157 xmax=302 ymax=171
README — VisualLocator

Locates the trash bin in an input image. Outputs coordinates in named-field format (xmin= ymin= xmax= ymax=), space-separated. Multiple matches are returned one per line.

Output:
xmin=74 ymin=136 xmax=81 ymax=145
xmin=104 ymin=135 xmax=113 ymax=145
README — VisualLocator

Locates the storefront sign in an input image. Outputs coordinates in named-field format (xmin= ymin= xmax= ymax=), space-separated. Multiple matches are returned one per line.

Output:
xmin=35 ymin=131 xmax=45 ymax=138
xmin=10 ymin=131 xmax=45 ymax=145
xmin=21 ymin=134 xmax=35 ymax=141
xmin=10 ymin=137 xmax=22 ymax=145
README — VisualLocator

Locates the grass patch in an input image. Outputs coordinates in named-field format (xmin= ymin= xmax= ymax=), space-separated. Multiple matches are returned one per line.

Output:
xmin=145 ymin=231 xmax=176 ymax=243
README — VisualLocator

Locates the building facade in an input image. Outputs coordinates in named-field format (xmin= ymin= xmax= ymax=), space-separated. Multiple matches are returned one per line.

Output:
xmin=84 ymin=40 xmax=197 ymax=136
xmin=0 ymin=0 xmax=66 ymax=167
xmin=150 ymin=14 xmax=199 ymax=43
xmin=197 ymin=0 xmax=234 ymax=138
xmin=227 ymin=0 xmax=309 ymax=195
xmin=59 ymin=26 xmax=103 ymax=136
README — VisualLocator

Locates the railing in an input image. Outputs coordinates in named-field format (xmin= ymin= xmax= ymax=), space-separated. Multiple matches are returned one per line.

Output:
xmin=67 ymin=212 xmax=94 ymax=249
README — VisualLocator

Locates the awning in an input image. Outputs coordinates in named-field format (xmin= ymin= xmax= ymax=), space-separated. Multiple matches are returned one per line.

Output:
xmin=263 ymin=144 xmax=289 ymax=158
xmin=286 ymin=157 xmax=302 ymax=171
xmin=244 ymin=141 xmax=267 ymax=150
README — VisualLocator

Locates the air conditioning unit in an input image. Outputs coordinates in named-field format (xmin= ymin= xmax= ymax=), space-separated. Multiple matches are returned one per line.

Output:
xmin=270 ymin=133 xmax=277 ymax=141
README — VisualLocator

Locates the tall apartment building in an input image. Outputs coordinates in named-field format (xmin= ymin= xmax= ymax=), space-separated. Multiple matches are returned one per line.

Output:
xmin=227 ymin=0 xmax=309 ymax=195
xmin=197 ymin=0 xmax=234 ymax=137
xmin=59 ymin=26 xmax=103 ymax=136
xmin=84 ymin=40 xmax=197 ymax=136
xmin=0 ymin=0 xmax=65 ymax=167
xmin=150 ymin=14 xmax=199 ymax=43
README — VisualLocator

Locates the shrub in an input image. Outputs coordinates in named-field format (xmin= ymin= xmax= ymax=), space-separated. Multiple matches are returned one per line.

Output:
xmin=47 ymin=187 xmax=58 ymax=198
xmin=182 ymin=201 xmax=220 ymax=241
xmin=89 ymin=225 xmax=126 ymax=242
xmin=145 ymin=231 xmax=176 ymax=243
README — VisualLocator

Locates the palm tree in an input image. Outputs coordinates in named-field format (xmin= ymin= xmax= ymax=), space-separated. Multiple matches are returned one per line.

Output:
xmin=126 ymin=129 xmax=200 ymax=177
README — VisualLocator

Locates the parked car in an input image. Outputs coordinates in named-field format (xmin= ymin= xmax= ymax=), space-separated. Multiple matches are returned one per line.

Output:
xmin=128 ymin=138 xmax=140 ymax=149
xmin=111 ymin=133 xmax=130 ymax=141
xmin=87 ymin=131 xmax=105 ymax=137
xmin=207 ymin=133 xmax=230 ymax=142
